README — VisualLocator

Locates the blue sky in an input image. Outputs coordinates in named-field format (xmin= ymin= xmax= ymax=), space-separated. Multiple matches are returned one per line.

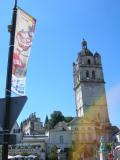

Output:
xmin=0 ymin=0 xmax=120 ymax=127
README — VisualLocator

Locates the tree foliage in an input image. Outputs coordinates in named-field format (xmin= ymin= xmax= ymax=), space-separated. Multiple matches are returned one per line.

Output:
xmin=44 ymin=115 xmax=49 ymax=130
xmin=45 ymin=111 xmax=74 ymax=129
xmin=49 ymin=111 xmax=64 ymax=129
xmin=64 ymin=116 xmax=74 ymax=123
xmin=21 ymin=152 xmax=29 ymax=156
xmin=45 ymin=115 xmax=49 ymax=124
xmin=106 ymin=142 xmax=114 ymax=152
xmin=47 ymin=145 xmax=58 ymax=160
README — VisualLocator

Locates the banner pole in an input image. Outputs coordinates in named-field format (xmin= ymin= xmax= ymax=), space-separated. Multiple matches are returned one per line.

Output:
xmin=2 ymin=0 xmax=17 ymax=159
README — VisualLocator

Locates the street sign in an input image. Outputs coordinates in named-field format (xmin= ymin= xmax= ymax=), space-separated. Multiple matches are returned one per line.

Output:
xmin=0 ymin=96 xmax=27 ymax=131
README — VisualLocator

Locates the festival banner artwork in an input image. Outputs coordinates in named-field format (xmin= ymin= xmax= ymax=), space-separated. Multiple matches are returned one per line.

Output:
xmin=11 ymin=7 xmax=36 ymax=95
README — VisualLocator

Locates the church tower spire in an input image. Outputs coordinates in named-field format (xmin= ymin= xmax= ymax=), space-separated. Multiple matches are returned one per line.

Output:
xmin=73 ymin=40 xmax=110 ymax=123
xmin=82 ymin=39 xmax=87 ymax=49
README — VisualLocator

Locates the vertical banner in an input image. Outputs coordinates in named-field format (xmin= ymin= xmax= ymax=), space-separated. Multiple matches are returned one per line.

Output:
xmin=11 ymin=7 xmax=36 ymax=95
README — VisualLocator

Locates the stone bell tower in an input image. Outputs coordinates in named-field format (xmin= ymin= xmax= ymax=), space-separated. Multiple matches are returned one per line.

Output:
xmin=73 ymin=39 xmax=110 ymax=124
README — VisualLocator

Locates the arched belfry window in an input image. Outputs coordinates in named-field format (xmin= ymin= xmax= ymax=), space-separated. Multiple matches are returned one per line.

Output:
xmin=88 ymin=59 xmax=91 ymax=65
xmin=92 ymin=70 xmax=95 ymax=79
xmin=86 ymin=70 xmax=89 ymax=79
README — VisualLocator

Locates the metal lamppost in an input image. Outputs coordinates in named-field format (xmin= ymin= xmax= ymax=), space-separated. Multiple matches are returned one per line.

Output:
xmin=2 ymin=1 xmax=17 ymax=159
xmin=1 ymin=0 xmax=34 ymax=158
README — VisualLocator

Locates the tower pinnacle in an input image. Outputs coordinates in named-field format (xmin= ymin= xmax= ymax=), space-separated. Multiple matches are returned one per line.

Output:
xmin=82 ymin=39 xmax=87 ymax=49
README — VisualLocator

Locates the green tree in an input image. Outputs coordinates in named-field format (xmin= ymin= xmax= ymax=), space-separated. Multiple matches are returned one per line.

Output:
xmin=64 ymin=116 xmax=74 ymax=123
xmin=47 ymin=145 xmax=58 ymax=160
xmin=45 ymin=115 xmax=49 ymax=124
xmin=49 ymin=111 xmax=64 ymax=129
xmin=44 ymin=115 xmax=49 ymax=130
xmin=45 ymin=111 xmax=73 ymax=130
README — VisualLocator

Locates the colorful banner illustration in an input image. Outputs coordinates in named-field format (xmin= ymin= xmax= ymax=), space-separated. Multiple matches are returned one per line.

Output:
xmin=11 ymin=7 xmax=36 ymax=95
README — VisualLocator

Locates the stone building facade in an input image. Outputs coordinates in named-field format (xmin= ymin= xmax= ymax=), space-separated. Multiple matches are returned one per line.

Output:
xmin=71 ymin=39 xmax=119 ymax=160
xmin=73 ymin=39 xmax=109 ymax=122
xmin=46 ymin=121 xmax=72 ymax=152
xmin=21 ymin=113 xmax=45 ymax=135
